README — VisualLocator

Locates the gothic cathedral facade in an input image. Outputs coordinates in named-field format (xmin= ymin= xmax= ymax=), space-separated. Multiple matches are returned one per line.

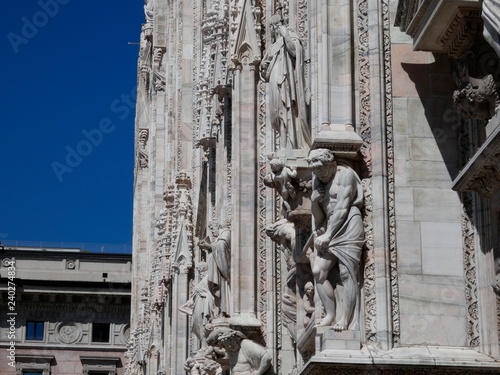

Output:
xmin=127 ymin=1 xmax=500 ymax=374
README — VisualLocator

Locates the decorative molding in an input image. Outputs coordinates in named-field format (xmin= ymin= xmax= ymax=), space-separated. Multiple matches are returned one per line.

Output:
xmin=1 ymin=257 xmax=14 ymax=267
xmin=357 ymin=0 xmax=376 ymax=343
xmin=55 ymin=321 xmax=82 ymax=344
xmin=65 ymin=259 xmax=76 ymax=270
xmin=301 ymin=364 xmax=500 ymax=375
xmin=357 ymin=0 xmax=399 ymax=345
xmin=81 ymin=355 xmax=120 ymax=375
xmin=395 ymin=0 xmax=483 ymax=57
xmin=362 ymin=179 xmax=376 ymax=342
xmin=382 ymin=0 xmax=400 ymax=344
xmin=457 ymin=115 xmax=481 ymax=348
xmin=195 ymin=0 xmax=231 ymax=148
xmin=15 ymin=354 xmax=53 ymax=375
xmin=439 ymin=7 xmax=483 ymax=59
xmin=453 ymin=119 xmax=500 ymax=196
xmin=394 ymin=0 xmax=427 ymax=34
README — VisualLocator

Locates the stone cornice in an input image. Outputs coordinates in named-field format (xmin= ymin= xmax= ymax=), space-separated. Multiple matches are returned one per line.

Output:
xmin=395 ymin=0 xmax=483 ymax=58
xmin=0 ymin=249 xmax=131 ymax=262
xmin=452 ymin=115 xmax=500 ymax=197
xmin=439 ymin=7 xmax=483 ymax=59
xmin=3 ymin=343 xmax=127 ymax=351
xmin=300 ymin=346 xmax=500 ymax=374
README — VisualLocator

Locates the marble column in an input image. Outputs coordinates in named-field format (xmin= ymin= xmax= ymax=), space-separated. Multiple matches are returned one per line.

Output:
xmin=230 ymin=47 xmax=260 ymax=327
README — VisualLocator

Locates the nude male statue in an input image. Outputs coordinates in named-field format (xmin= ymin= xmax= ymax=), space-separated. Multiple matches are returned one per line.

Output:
xmin=307 ymin=148 xmax=364 ymax=331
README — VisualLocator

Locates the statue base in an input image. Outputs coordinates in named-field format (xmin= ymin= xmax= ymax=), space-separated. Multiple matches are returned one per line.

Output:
xmin=274 ymin=149 xmax=310 ymax=168
xmin=229 ymin=313 xmax=262 ymax=329
xmin=312 ymin=123 xmax=363 ymax=160
xmin=316 ymin=327 xmax=361 ymax=351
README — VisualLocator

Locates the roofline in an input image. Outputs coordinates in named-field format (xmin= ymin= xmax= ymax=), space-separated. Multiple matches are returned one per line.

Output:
xmin=0 ymin=248 xmax=132 ymax=262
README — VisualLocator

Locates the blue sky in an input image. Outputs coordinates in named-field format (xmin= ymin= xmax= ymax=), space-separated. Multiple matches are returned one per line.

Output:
xmin=0 ymin=1 xmax=144 ymax=251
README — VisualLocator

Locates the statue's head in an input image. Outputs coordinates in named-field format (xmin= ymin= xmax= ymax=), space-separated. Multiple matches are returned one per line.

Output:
xmin=207 ymin=327 xmax=246 ymax=352
xmin=269 ymin=158 xmax=284 ymax=173
xmin=304 ymin=281 xmax=314 ymax=296
xmin=208 ymin=220 xmax=221 ymax=237
xmin=306 ymin=149 xmax=337 ymax=183
xmin=196 ymin=261 xmax=208 ymax=277
xmin=269 ymin=14 xmax=282 ymax=27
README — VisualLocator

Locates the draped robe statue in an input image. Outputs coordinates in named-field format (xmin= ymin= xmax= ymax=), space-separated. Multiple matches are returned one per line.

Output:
xmin=483 ymin=0 xmax=500 ymax=58
xmin=199 ymin=225 xmax=231 ymax=318
xmin=260 ymin=15 xmax=310 ymax=150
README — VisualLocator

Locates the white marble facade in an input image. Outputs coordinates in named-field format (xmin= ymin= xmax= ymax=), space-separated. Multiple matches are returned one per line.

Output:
xmin=127 ymin=1 xmax=500 ymax=374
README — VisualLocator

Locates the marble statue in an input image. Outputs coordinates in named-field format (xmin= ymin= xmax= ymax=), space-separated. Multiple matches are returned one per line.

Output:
xmin=260 ymin=15 xmax=311 ymax=150
xmin=198 ymin=222 xmax=231 ymax=318
xmin=179 ymin=262 xmax=213 ymax=341
xmin=307 ymin=148 xmax=364 ymax=331
xmin=266 ymin=218 xmax=297 ymax=340
xmin=206 ymin=327 xmax=273 ymax=375
xmin=144 ymin=0 xmax=154 ymax=24
xmin=302 ymin=281 xmax=315 ymax=327
xmin=482 ymin=0 xmax=500 ymax=58
xmin=263 ymin=159 xmax=297 ymax=217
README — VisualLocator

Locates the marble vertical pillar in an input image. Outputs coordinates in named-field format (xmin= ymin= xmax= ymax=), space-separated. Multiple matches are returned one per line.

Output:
xmin=366 ymin=0 xmax=395 ymax=349
xmin=314 ymin=0 xmax=353 ymax=133
xmin=230 ymin=48 xmax=260 ymax=327
xmin=171 ymin=268 xmax=189 ymax=374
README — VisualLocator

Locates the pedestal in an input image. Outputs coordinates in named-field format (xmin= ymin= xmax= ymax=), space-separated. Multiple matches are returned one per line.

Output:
xmin=316 ymin=328 xmax=361 ymax=351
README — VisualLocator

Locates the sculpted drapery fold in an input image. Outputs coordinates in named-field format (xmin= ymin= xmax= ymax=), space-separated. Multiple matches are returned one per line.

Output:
xmin=260 ymin=15 xmax=310 ymax=150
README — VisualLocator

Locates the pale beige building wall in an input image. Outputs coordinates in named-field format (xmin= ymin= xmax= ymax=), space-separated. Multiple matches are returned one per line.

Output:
xmin=390 ymin=4 xmax=468 ymax=347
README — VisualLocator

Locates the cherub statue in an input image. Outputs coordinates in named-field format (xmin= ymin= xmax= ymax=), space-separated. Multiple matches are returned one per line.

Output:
xmin=263 ymin=158 xmax=297 ymax=217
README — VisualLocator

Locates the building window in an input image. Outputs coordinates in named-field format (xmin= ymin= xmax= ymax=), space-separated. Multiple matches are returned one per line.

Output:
xmin=16 ymin=354 xmax=53 ymax=375
xmin=91 ymin=323 xmax=110 ymax=343
xmin=81 ymin=355 xmax=119 ymax=375
xmin=25 ymin=321 xmax=44 ymax=341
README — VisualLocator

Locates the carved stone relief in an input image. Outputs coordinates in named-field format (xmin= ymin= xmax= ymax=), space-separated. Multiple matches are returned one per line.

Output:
xmin=1 ymin=258 xmax=14 ymax=267
xmin=56 ymin=322 xmax=82 ymax=344
xmin=153 ymin=47 xmax=166 ymax=92
xmin=453 ymin=59 xmax=499 ymax=121
xmin=195 ymin=1 xmax=230 ymax=148
xmin=138 ymin=128 xmax=149 ymax=169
